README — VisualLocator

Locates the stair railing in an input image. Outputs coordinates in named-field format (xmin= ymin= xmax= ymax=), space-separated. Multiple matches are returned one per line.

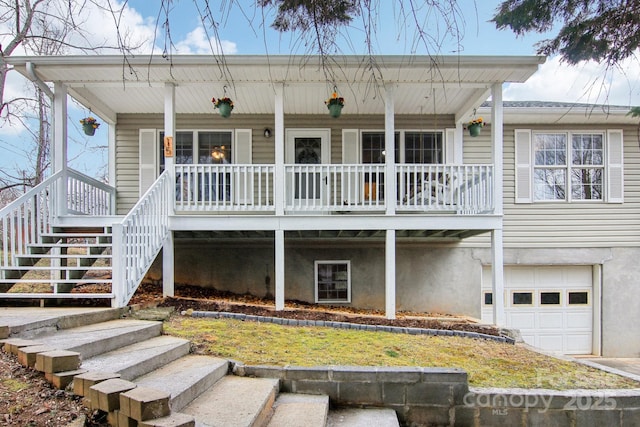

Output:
xmin=0 ymin=172 xmax=60 ymax=268
xmin=0 ymin=168 xmax=116 ymax=269
xmin=111 ymin=170 xmax=172 ymax=307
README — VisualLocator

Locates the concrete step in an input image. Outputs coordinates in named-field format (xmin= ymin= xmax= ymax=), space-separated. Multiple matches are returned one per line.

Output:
xmin=182 ymin=376 xmax=279 ymax=427
xmin=326 ymin=407 xmax=400 ymax=427
xmin=266 ymin=393 xmax=329 ymax=427
xmin=28 ymin=319 xmax=163 ymax=359
xmin=133 ymin=355 xmax=229 ymax=412
xmin=1 ymin=307 xmax=124 ymax=339
xmin=81 ymin=335 xmax=191 ymax=380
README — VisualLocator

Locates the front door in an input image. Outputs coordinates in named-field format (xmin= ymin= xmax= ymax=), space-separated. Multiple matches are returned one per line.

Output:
xmin=286 ymin=129 xmax=331 ymax=207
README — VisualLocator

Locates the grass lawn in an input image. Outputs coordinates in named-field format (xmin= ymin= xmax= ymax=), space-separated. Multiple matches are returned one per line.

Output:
xmin=164 ymin=316 xmax=639 ymax=390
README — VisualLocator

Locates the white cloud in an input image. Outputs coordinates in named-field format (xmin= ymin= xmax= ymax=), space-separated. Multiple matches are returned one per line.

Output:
xmin=173 ymin=26 xmax=238 ymax=55
xmin=504 ymin=55 xmax=640 ymax=107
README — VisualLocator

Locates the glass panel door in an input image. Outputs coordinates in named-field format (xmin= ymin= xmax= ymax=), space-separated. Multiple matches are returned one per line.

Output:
xmin=294 ymin=137 xmax=322 ymax=200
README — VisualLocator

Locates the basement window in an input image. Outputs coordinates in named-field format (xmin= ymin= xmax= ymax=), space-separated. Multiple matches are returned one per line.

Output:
xmin=315 ymin=261 xmax=351 ymax=303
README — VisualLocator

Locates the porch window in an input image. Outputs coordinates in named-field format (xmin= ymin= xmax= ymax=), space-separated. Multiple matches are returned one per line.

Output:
xmin=315 ymin=260 xmax=351 ymax=303
xmin=533 ymin=132 xmax=604 ymax=201
xmin=404 ymin=132 xmax=443 ymax=164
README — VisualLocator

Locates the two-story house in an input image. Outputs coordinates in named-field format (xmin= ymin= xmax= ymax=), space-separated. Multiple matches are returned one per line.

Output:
xmin=1 ymin=54 xmax=637 ymax=357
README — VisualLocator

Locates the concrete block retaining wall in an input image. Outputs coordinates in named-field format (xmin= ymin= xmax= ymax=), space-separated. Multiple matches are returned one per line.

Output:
xmin=233 ymin=364 xmax=640 ymax=426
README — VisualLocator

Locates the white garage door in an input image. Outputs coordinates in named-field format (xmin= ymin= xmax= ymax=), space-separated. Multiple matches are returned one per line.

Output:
xmin=481 ymin=266 xmax=593 ymax=355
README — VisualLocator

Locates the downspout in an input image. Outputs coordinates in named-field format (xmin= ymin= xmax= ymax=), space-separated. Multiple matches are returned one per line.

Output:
xmin=26 ymin=62 xmax=54 ymax=99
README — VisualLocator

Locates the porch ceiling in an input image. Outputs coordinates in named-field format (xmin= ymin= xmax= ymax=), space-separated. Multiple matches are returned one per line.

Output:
xmin=7 ymin=54 xmax=544 ymax=122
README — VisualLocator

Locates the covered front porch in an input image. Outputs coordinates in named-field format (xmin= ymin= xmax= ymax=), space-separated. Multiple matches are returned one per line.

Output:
xmin=2 ymin=54 xmax=545 ymax=323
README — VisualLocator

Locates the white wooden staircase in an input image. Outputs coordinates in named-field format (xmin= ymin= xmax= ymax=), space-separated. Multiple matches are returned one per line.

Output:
xmin=0 ymin=226 xmax=113 ymax=299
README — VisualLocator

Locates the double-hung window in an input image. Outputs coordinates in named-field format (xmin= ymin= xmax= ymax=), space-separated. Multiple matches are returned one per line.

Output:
xmin=533 ymin=132 xmax=603 ymax=202
xmin=516 ymin=129 xmax=623 ymax=204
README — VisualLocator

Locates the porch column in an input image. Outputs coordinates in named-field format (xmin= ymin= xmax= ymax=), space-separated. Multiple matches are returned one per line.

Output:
xmin=53 ymin=82 xmax=68 ymax=216
xmin=385 ymin=229 xmax=396 ymax=319
xmin=162 ymin=83 xmax=176 ymax=297
xmin=275 ymin=229 xmax=285 ymax=310
xmin=384 ymin=84 xmax=396 ymax=215
xmin=108 ymin=122 xmax=117 ymax=212
xmin=274 ymin=83 xmax=285 ymax=216
xmin=491 ymin=83 xmax=505 ymax=325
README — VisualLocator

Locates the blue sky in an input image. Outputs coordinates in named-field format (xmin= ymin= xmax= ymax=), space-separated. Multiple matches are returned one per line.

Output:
xmin=2 ymin=0 xmax=640 ymax=181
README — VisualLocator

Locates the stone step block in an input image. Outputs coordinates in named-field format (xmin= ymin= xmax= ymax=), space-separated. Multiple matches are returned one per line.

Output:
xmin=133 ymin=355 xmax=228 ymax=412
xmin=89 ymin=378 xmax=136 ymax=412
xmin=35 ymin=349 xmax=81 ymax=373
xmin=266 ymin=393 xmax=329 ymax=427
xmin=17 ymin=345 xmax=54 ymax=367
xmin=0 ymin=325 xmax=8 ymax=339
xmin=73 ymin=371 xmax=121 ymax=397
xmin=138 ymin=412 xmax=196 ymax=427
xmin=45 ymin=368 xmax=87 ymax=390
xmin=107 ymin=410 xmax=137 ymax=427
xmin=326 ymin=407 xmax=400 ymax=427
xmin=182 ymin=376 xmax=280 ymax=427
xmin=81 ymin=335 xmax=190 ymax=381
xmin=31 ymin=319 xmax=163 ymax=360
xmin=120 ymin=386 xmax=171 ymax=422
xmin=2 ymin=338 xmax=41 ymax=355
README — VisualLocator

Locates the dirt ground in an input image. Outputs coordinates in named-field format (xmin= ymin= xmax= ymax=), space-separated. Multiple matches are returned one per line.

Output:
xmin=1 ymin=282 xmax=501 ymax=426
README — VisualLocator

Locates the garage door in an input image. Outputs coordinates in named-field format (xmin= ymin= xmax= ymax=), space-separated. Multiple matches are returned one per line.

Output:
xmin=481 ymin=266 xmax=593 ymax=355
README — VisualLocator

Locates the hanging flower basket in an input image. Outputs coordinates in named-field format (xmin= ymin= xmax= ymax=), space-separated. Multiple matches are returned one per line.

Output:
xmin=325 ymin=91 xmax=345 ymax=118
xmin=466 ymin=117 xmax=484 ymax=137
xmin=212 ymin=97 xmax=234 ymax=118
xmin=79 ymin=117 xmax=100 ymax=136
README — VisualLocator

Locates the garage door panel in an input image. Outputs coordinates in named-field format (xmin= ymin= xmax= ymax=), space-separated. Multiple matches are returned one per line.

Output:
xmin=538 ymin=335 xmax=564 ymax=352
xmin=566 ymin=312 xmax=591 ymax=329
xmin=538 ymin=312 xmax=564 ymax=329
xmin=566 ymin=335 xmax=591 ymax=354
xmin=508 ymin=312 xmax=536 ymax=329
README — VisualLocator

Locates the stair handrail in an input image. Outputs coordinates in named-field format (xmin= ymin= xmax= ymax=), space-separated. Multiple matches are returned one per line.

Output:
xmin=111 ymin=170 xmax=172 ymax=307
xmin=0 ymin=171 xmax=63 ymax=267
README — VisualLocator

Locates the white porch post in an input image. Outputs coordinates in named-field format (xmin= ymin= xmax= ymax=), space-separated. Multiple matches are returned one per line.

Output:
xmin=491 ymin=83 xmax=505 ymax=326
xmin=384 ymin=84 xmax=396 ymax=216
xmin=275 ymin=229 xmax=285 ymax=311
xmin=108 ymin=122 xmax=117 ymax=213
xmin=274 ymin=83 xmax=285 ymax=311
xmin=385 ymin=229 xmax=396 ymax=319
xmin=53 ymin=82 xmax=68 ymax=216
xmin=383 ymin=84 xmax=397 ymax=319
xmin=162 ymin=82 xmax=176 ymax=298
xmin=274 ymin=83 xmax=285 ymax=216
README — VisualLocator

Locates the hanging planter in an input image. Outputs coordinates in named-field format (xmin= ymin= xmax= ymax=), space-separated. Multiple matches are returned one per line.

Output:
xmin=212 ymin=97 xmax=234 ymax=118
xmin=325 ymin=89 xmax=345 ymax=118
xmin=466 ymin=117 xmax=484 ymax=137
xmin=79 ymin=117 xmax=100 ymax=136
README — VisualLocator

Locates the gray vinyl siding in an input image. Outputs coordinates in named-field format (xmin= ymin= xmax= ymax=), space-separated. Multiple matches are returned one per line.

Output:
xmin=114 ymin=113 xmax=455 ymax=213
xmin=500 ymin=124 xmax=640 ymax=248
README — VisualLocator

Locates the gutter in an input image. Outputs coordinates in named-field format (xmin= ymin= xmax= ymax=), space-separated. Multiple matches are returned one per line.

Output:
xmin=26 ymin=62 xmax=54 ymax=99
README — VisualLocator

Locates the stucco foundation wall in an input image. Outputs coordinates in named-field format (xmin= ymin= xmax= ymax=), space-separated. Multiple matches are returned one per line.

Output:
xmin=602 ymin=247 xmax=640 ymax=357
xmin=145 ymin=241 xmax=481 ymax=317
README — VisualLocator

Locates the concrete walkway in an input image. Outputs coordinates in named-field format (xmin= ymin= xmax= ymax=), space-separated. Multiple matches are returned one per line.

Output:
xmin=0 ymin=307 xmax=120 ymax=338
xmin=585 ymin=358 xmax=640 ymax=379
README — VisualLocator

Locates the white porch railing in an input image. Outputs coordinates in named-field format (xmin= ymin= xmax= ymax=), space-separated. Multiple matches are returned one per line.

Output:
xmin=170 ymin=163 xmax=493 ymax=214
xmin=0 ymin=169 xmax=116 ymax=269
xmin=66 ymin=169 xmax=115 ymax=215
xmin=285 ymin=164 xmax=386 ymax=212
xmin=174 ymin=164 xmax=274 ymax=212
xmin=396 ymin=164 xmax=494 ymax=213
xmin=111 ymin=170 xmax=172 ymax=307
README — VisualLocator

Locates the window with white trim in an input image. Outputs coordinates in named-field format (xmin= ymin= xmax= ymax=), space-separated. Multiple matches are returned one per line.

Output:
xmin=533 ymin=132 xmax=603 ymax=201
xmin=515 ymin=129 xmax=623 ymax=204
xmin=315 ymin=261 xmax=351 ymax=303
